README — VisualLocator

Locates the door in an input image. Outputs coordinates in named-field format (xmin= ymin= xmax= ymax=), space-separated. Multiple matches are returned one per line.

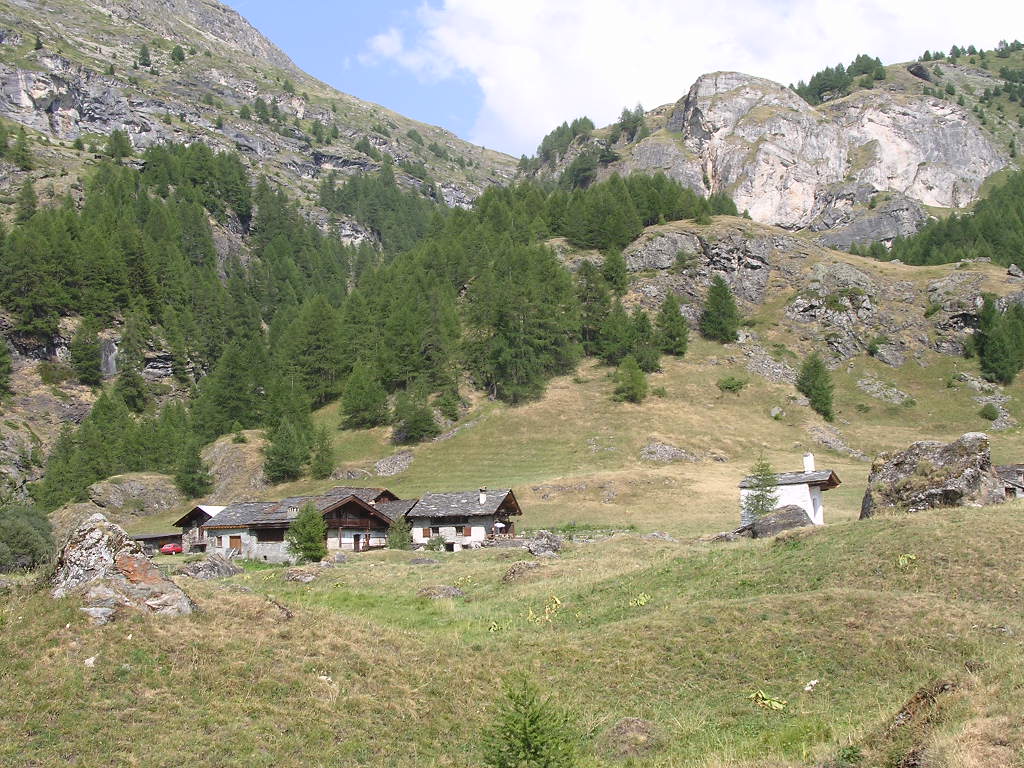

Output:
xmin=229 ymin=535 xmax=242 ymax=552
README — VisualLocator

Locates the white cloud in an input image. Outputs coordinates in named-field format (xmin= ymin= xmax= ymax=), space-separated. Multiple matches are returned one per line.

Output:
xmin=366 ymin=0 xmax=1024 ymax=155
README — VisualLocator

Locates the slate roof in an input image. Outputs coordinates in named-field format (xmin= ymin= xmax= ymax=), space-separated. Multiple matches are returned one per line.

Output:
xmin=409 ymin=489 xmax=520 ymax=519
xmin=249 ymin=488 xmax=397 ymax=527
xmin=172 ymin=504 xmax=226 ymax=528
xmin=995 ymin=465 xmax=1024 ymax=488
xmin=738 ymin=470 xmax=840 ymax=489
xmin=376 ymin=498 xmax=420 ymax=523
xmin=202 ymin=501 xmax=276 ymax=529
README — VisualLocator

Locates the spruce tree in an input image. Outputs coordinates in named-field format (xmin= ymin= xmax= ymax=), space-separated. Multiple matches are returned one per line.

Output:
xmin=70 ymin=319 xmax=102 ymax=386
xmin=980 ymin=321 xmax=1019 ymax=384
xmin=341 ymin=360 xmax=389 ymax=429
xmin=575 ymin=260 xmax=611 ymax=356
xmin=15 ymin=179 xmax=36 ymax=223
xmin=285 ymin=501 xmax=327 ymax=563
xmin=629 ymin=307 xmax=660 ymax=372
xmin=481 ymin=675 xmax=579 ymax=768
xmin=699 ymin=275 xmax=740 ymax=343
xmin=11 ymin=127 xmax=31 ymax=170
xmin=175 ymin=440 xmax=213 ymax=498
xmin=105 ymin=130 xmax=133 ymax=161
xmin=656 ymin=293 xmax=689 ymax=356
xmin=796 ymin=351 xmax=835 ymax=421
xmin=602 ymin=249 xmax=629 ymax=297
xmin=598 ymin=300 xmax=633 ymax=365
xmin=114 ymin=365 xmax=149 ymax=414
xmin=741 ymin=455 xmax=780 ymax=525
xmin=263 ymin=417 xmax=309 ymax=484
xmin=170 ymin=45 xmax=186 ymax=63
xmin=392 ymin=388 xmax=440 ymax=445
xmin=138 ymin=44 xmax=151 ymax=67
xmin=612 ymin=355 xmax=647 ymax=403
xmin=0 ymin=341 xmax=12 ymax=398
xmin=309 ymin=425 xmax=334 ymax=479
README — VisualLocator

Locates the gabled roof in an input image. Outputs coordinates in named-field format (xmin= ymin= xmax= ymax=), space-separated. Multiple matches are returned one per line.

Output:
xmin=249 ymin=488 xmax=397 ymax=527
xmin=738 ymin=470 xmax=841 ymax=490
xmin=409 ymin=489 xmax=521 ymax=519
xmin=172 ymin=504 xmax=227 ymax=529
xmin=202 ymin=501 xmax=276 ymax=529
xmin=376 ymin=498 xmax=419 ymax=523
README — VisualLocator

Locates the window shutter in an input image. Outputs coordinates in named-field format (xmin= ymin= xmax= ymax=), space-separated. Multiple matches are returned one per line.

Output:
xmin=422 ymin=528 xmax=431 ymax=538
xmin=463 ymin=526 xmax=472 ymax=537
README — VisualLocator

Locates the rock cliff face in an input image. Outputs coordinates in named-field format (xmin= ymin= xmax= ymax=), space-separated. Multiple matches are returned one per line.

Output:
xmin=540 ymin=69 xmax=1012 ymax=241
xmin=642 ymin=72 xmax=1005 ymax=230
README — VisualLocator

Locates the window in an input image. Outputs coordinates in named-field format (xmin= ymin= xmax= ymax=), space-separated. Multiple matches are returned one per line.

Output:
xmin=255 ymin=528 xmax=285 ymax=542
xmin=421 ymin=527 xmax=431 ymax=538
xmin=463 ymin=526 xmax=472 ymax=537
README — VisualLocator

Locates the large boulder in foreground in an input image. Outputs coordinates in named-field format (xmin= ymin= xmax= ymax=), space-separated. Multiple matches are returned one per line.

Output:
xmin=51 ymin=514 xmax=195 ymax=624
xmin=860 ymin=433 xmax=1006 ymax=519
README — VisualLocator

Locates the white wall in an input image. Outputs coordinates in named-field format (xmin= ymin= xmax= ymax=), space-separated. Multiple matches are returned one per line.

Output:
xmin=410 ymin=517 xmax=492 ymax=548
xmin=207 ymin=529 xmax=293 ymax=563
xmin=739 ymin=484 xmax=824 ymax=526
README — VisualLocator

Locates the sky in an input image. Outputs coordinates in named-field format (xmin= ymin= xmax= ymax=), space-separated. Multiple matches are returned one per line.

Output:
xmin=223 ymin=0 xmax=1024 ymax=157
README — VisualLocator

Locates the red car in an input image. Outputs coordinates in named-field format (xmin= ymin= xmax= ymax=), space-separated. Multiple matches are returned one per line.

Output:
xmin=159 ymin=543 xmax=183 ymax=555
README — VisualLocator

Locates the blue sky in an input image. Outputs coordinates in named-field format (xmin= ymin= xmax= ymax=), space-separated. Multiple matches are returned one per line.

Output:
xmin=223 ymin=1 xmax=484 ymax=143
xmin=224 ymin=1 xmax=1023 ymax=157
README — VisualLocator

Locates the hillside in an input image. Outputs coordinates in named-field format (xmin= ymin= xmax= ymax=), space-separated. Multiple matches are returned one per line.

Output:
xmin=0 ymin=0 xmax=518 ymax=215
xmin=3 ymin=506 xmax=1023 ymax=766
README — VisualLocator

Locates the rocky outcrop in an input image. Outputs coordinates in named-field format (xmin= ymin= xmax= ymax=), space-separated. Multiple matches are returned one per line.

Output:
xmin=51 ymin=513 xmax=195 ymax=624
xmin=526 ymin=531 xmax=564 ymax=557
xmin=859 ymin=433 xmax=1006 ymax=518
xmin=374 ymin=450 xmax=414 ymax=477
xmin=177 ymin=553 xmax=242 ymax=580
xmin=87 ymin=473 xmax=185 ymax=516
xmin=201 ymin=431 xmax=268 ymax=502
xmin=743 ymin=505 xmax=814 ymax=538
xmin=502 ymin=561 xmax=541 ymax=583
xmin=590 ymin=71 xmax=1005 ymax=232
xmin=417 ymin=584 xmax=465 ymax=599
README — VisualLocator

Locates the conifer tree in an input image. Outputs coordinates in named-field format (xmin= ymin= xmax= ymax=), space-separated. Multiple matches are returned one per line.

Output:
xmin=138 ymin=44 xmax=151 ymax=67
xmin=70 ymin=319 xmax=102 ymax=386
xmin=796 ymin=351 xmax=835 ymax=421
xmin=481 ymin=675 xmax=579 ymax=768
xmin=392 ymin=387 xmax=440 ymax=444
xmin=601 ymin=249 xmax=628 ymax=297
xmin=629 ymin=307 xmax=660 ymax=372
xmin=309 ymin=425 xmax=334 ymax=479
xmin=699 ymin=275 xmax=740 ymax=343
xmin=11 ymin=127 xmax=31 ymax=170
xmin=980 ymin=321 xmax=1019 ymax=384
xmin=612 ymin=355 xmax=647 ymax=403
xmin=263 ymin=417 xmax=309 ymax=484
xmin=741 ymin=455 xmax=780 ymax=524
xmin=575 ymin=260 xmax=611 ymax=356
xmin=656 ymin=293 xmax=689 ymax=356
xmin=170 ymin=45 xmax=185 ymax=63
xmin=114 ymin=365 xmax=149 ymax=414
xmin=386 ymin=514 xmax=413 ymax=550
xmin=15 ymin=179 xmax=36 ymax=223
xmin=341 ymin=360 xmax=389 ymax=429
xmin=175 ymin=439 xmax=213 ymax=498
xmin=285 ymin=501 xmax=327 ymax=563
xmin=0 ymin=341 xmax=12 ymax=399
xmin=105 ymin=130 xmax=133 ymax=162
xmin=598 ymin=300 xmax=633 ymax=366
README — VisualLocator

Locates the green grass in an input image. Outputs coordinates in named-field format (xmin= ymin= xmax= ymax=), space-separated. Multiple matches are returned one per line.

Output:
xmin=3 ymin=507 xmax=1023 ymax=767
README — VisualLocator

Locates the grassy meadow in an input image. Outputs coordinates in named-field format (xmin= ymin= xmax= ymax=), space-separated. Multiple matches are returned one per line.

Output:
xmin=3 ymin=505 xmax=1024 ymax=767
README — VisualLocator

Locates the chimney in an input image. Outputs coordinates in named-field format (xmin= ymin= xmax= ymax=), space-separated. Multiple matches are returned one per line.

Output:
xmin=479 ymin=487 xmax=487 ymax=505
xmin=803 ymin=453 xmax=816 ymax=473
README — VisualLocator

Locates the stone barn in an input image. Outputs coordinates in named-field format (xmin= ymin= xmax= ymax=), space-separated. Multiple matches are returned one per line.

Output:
xmin=738 ymin=454 xmax=840 ymax=526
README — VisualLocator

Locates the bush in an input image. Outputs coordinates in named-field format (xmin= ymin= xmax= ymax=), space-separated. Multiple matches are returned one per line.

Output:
xmin=980 ymin=403 xmax=999 ymax=420
xmin=386 ymin=516 xmax=413 ymax=550
xmin=717 ymin=375 xmax=748 ymax=394
xmin=285 ymin=501 xmax=327 ymax=563
xmin=0 ymin=504 xmax=54 ymax=572
xmin=482 ymin=674 xmax=579 ymax=768
xmin=612 ymin=355 xmax=647 ymax=403
xmin=425 ymin=535 xmax=447 ymax=552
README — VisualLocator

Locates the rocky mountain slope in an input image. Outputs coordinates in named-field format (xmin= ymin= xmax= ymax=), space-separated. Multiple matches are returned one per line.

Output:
xmin=0 ymin=0 xmax=517 ymax=216
xmin=532 ymin=57 xmax=1024 ymax=246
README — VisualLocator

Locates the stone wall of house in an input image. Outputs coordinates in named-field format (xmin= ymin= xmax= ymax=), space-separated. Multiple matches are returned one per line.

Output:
xmin=410 ymin=516 xmax=494 ymax=549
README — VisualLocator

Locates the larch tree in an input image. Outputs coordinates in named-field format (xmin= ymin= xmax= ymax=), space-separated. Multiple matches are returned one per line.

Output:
xmin=699 ymin=275 xmax=740 ymax=343
xmin=742 ymin=455 xmax=780 ymax=525
xmin=656 ymin=293 xmax=689 ymax=356
xmin=796 ymin=351 xmax=835 ymax=421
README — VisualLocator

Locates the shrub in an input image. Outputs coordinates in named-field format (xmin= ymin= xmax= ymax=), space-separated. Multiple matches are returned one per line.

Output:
xmin=0 ymin=504 xmax=54 ymax=572
xmin=717 ymin=375 xmax=747 ymax=394
xmin=980 ymin=403 xmax=999 ymax=420
xmin=425 ymin=535 xmax=447 ymax=552
xmin=386 ymin=516 xmax=413 ymax=550
xmin=285 ymin=501 xmax=327 ymax=563
xmin=612 ymin=355 xmax=647 ymax=403
xmin=481 ymin=674 xmax=579 ymax=768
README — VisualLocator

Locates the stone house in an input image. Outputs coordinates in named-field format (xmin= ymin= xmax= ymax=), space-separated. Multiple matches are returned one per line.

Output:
xmin=407 ymin=488 xmax=522 ymax=551
xmin=995 ymin=464 xmax=1024 ymax=499
xmin=171 ymin=504 xmax=226 ymax=553
xmin=738 ymin=454 xmax=840 ymax=526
